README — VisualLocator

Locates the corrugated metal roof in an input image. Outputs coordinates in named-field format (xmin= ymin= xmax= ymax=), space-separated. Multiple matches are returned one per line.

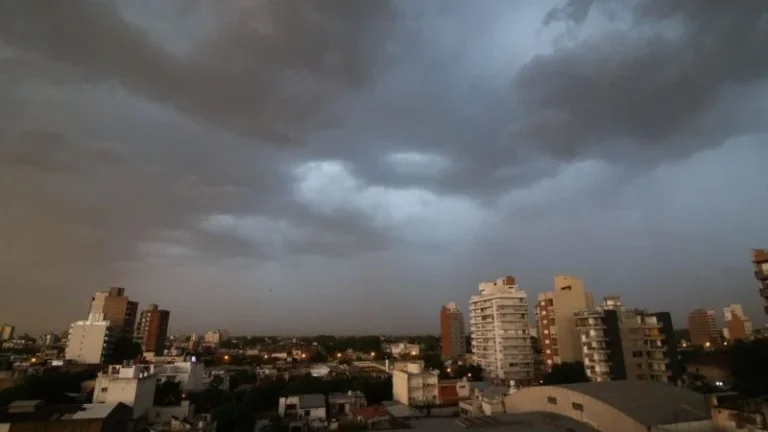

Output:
xmin=553 ymin=381 xmax=709 ymax=427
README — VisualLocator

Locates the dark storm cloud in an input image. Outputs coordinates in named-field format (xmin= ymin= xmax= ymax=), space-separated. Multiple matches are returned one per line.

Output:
xmin=510 ymin=0 xmax=768 ymax=162
xmin=1 ymin=0 xmax=766 ymax=334
xmin=0 ymin=129 xmax=123 ymax=172
xmin=0 ymin=0 xmax=396 ymax=143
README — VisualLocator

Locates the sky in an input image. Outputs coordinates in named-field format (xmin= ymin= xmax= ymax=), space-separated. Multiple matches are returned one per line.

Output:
xmin=0 ymin=0 xmax=767 ymax=336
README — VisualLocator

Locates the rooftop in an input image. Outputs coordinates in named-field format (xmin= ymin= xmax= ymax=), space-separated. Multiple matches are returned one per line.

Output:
xmin=297 ymin=394 xmax=326 ymax=409
xmin=0 ymin=401 xmax=127 ymax=423
xmin=397 ymin=413 xmax=597 ymax=431
xmin=553 ymin=381 xmax=709 ymax=427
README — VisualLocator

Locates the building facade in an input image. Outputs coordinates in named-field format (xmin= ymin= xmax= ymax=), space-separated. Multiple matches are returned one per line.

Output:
xmin=535 ymin=275 xmax=593 ymax=370
xmin=92 ymin=364 xmax=156 ymax=420
xmin=469 ymin=276 xmax=534 ymax=384
xmin=575 ymin=297 xmax=678 ymax=383
xmin=65 ymin=314 xmax=114 ymax=364
xmin=723 ymin=304 xmax=753 ymax=341
xmin=0 ymin=324 xmax=14 ymax=341
xmin=440 ymin=302 xmax=466 ymax=360
xmin=134 ymin=304 xmax=170 ymax=357
xmin=753 ymin=249 xmax=768 ymax=314
xmin=392 ymin=361 xmax=439 ymax=406
xmin=687 ymin=309 xmax=719 ymax=346
xmin=89 ymin=287 xmax=138 ymax=339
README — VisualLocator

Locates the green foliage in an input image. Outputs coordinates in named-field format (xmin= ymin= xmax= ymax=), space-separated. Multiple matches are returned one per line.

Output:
xmin=541 ymin=361 xmax=589 ymax=385
xmin=0 ymin=369 xmax=95 ymax=407
xmin=453 ymin=364 xmax=483 ymax=381
xmin=154 ymin=380 xmax=183 ymax=407
xmin=110 ymin=336 xmax=143 ymax=364
xmin=730 ymin=339 xmax=768 ymax=397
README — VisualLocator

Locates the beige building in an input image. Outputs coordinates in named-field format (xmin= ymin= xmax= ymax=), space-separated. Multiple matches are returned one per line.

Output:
xmin=723 ymin=304 xmax=753 ymax=341
xmin=65 ymin=314 xmax=114 ymax=364
xmin=535 ymin=275 xmax=593 ymax=369
xmin=92 ymin=364 xmax=157 ymax=420
xmin=0 ymin=324 xmax=15 ymax=341
xmin=688 ymin=309 xmax=719 ymax=346
xmin=89 ymin=287 xmax=138 ymax=339
xmin=575 ymin=297 xmax=678 ymax=383
xmin=469 ymin=276 xmax=534 ymax=384
xmin=392 ymin=361 xmax=439 ymax=407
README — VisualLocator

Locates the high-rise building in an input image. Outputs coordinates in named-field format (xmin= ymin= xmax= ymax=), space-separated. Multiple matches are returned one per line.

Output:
xmin=723 ymin=304 xmax=753 ymax=341
xmin=203 ymin=329 xmax=230 ymax=346
xmin=752 ymin=249 xmax=768 ymax=314
xmin=134 ymin=304 xmax=170 ymax=356
xmin=89 ymin=287 xmax=139 ymax=339
xmin=575 ymin=301 xmax=625 ymax=382
xmin=535 ymin=275 xmax=594 ymax=369
xmin=65 ymin=313 xmax=114 ymax=364
xmin=0 ymin=324 xmax=15 ymax=341
xmin=469 ymin=276 xmax=534 ymax=385
xmin=687 ymin=309 xmax=719 ymax=346
xmin=440 ymin=302 xmax=466 ymax=360
xmin=575 ymin=297 xmax=679 ymax=383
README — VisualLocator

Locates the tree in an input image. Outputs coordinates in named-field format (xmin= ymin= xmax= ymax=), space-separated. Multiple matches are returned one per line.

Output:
xmin=730 ymin=339 xmax=768 ymax=397
xmin=208 ymin=374 xmax=225 ymax=390
xmin=541 ymin=362 xmax=589 ymax=385
xmin=154 ymin=380 xmax=183 ymax=407
xmin=110 ymin=336 xmax=143 ymax=364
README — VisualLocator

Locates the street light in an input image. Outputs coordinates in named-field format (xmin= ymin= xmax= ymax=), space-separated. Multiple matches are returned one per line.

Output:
xmin=337 ymin=353 xmax=342 ymax=358
xmin=371 ymin=352 xmax=376 ymax=357
xmin=224 ymin=354 xmax=230 ymax=361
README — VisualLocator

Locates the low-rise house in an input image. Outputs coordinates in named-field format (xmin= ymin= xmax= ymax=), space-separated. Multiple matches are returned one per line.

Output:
xmin=392 ymin=361 xmax=438 ymax=407
xmin=386 ymin=342 xmax=420 ymax=357
xmin=329 ymin=391 xmax=367 ymax=418
xmin=437 ymin=379 xmax=471 ymax=406
xmin=149 ymin=400 xmax=194 ymax=429
xmin=351 ymin=405 xmax=391 ymax=429
xmin=310 ymin=364 xmax=332 ymax=378
xmin=709 ymin=392 xmax=768 ymax=431
xmin=279 ymin=394 xmax=327 ymax=429
xmin=152 ymin=361 xmax=205 ymax=393
xmin=459 ymin=387 xmax=507 ymax=417
xmin=0 ymin=400 xmax=133 ymax=431
xmin=92 ymin=364 xmax=156 ymax=420
xmin=685 ymin=352 xmax=733 ymax=387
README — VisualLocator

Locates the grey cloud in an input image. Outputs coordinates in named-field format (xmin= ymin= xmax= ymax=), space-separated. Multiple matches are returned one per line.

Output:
xmin=511 ymin=0 xmax=768 ymax=163
xmin=0 ymin=0 xmax=397 ymax=144
xmin=0 ymin=129 xmax=123 ymax=172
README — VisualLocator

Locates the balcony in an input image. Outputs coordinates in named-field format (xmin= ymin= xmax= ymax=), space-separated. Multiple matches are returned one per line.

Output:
xmin=759 ymin=288 xmax=768 ymax=298
xmin=755 ymin=270 xmax=768 ymax=281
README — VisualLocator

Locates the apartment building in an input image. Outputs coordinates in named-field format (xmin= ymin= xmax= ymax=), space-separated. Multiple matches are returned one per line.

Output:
xmin=723 ymin=304 xmax=753 ymax=341
xmin=575 ymin=297 xmax=679 ymax=383
xmin=134 ymin=304 xmax=170 ymax=356
xmin=574 ymin=303 xmax=626 ymax=382
xmin=440 ymin=302 xmax=466 ymax=360
xmin=535 ymin=275 xmax=593 ymax=370
xmin=392 ymin=361 xmax=439 ymax=407
xmin=203 ymin=329 xmax=230 ymax=346
xmin=65 ymin=314 xmax=114 ymax=364
xmin=753 ymin=249 xmax=768 ymax=314
xmin=688 ymin=309 xmax=719 ymax=346
xmin=469 ymin=276 xmax=534 ymax=385
xmin=89 ymin=287 xmax=138 ymax=339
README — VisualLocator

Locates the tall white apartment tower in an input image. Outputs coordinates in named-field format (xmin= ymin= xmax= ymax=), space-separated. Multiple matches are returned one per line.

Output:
xmin=469 ymin=276 xmax=534 ymax=385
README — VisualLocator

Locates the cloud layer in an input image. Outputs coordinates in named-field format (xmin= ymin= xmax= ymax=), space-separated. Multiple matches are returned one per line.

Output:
xmin=1 ymin=0 xmax=767 ymax=334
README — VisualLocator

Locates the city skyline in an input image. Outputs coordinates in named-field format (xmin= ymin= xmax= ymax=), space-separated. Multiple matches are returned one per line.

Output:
xmin=1 ymin=1 xmax=768 ymax=335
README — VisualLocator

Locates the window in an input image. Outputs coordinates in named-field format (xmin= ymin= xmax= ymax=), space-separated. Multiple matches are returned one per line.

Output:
xmin=100 ymin=387 xmax=108 ymax=393
xmin=572 ymin=402 xmax=584 ymax=412
xmin=304 ymin=410 xmax=311 ymax=417
xmin=632 ymin=350 xmax=644 ymax=358
xmin=547 ymin=396 xmax=557 ymax=405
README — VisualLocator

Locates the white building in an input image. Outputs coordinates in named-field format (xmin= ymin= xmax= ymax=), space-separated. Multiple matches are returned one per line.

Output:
xmin=392 ymin=361 xmax=439 ymax=406
xmin=65 ymin=314 xmax=114 ymax=364
xmin=387 ymin=342 xmax=420 ymax=357
xmin=152 ymin=361 xmax=205 ymax=393
xmin=469 ymin=276 xmax=534 ymax=384
xmin=203 ymin=329 xmax=229 ymax=345
xmin=92 ymin=364 xmax=156 ymax=419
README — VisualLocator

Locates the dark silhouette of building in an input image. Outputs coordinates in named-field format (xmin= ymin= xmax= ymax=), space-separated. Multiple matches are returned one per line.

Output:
xmin=134 ymin=304 xmax=170 ymax=356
